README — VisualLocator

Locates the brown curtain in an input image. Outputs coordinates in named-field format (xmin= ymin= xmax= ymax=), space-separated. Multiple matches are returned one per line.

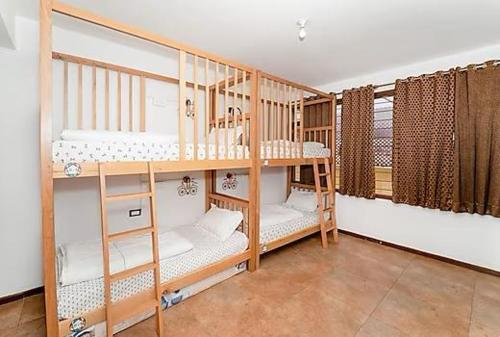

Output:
xmin=453 ymin=64 xmax=500 ymax=217
xmin=339 ymin=86 xmax=375 ymax=198
xmin=392 ymin=72 xmax=455 ymax=210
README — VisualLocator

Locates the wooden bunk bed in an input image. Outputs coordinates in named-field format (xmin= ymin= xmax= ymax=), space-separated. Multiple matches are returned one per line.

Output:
xmin=255 ymin=72 xmax=338 ymax=267
xmin=40 ymin=1 xmax=259 ymax=336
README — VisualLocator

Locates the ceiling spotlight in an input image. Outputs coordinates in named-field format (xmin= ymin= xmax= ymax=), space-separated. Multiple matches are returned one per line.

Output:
xmin=297 ymin=19 xmax=308 ymax=41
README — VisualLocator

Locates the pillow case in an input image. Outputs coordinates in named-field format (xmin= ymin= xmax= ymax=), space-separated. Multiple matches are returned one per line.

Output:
xmin=285 ymin=189 xmax=318 ymax=212
xmin=303 ymin=141 xmax=326 ymax=149
xmin=197 ymin=204 xmax=243 ymax=241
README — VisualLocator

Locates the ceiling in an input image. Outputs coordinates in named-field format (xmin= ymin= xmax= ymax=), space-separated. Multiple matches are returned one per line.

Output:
xmin=15 ymin=0 xmax=500 ymax=86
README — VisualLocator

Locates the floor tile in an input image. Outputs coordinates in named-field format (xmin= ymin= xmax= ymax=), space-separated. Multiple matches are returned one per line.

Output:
xmin=356 ymin=317 xmax=409 ymax=337
xmin=15 ymin=318 xmax=46 ymax=337
xmin=372 ymin=288 xmax=470 ymax=337
xmin=0 ymin=300 xmax=23 ymax=330
xmin=19 ymin=295 xmax=45 ymax=325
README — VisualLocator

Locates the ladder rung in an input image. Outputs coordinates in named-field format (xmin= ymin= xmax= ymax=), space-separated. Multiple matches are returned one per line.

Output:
xmin=322 ymin=207 xmax=334 ymax=213
xmin=109 ymin=226 xmax=154 ymax=241
xmin=110 ymin=288 xmax=158 ymax=323
xmin=318 ymin=173 xmax=329 ymax=177
xmin=110 ymin=262 xmax=156 ymax=282
xmin=106 ymin=191 xmax=152 ymax=202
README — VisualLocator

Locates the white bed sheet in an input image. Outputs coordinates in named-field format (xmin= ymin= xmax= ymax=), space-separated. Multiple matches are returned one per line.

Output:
xmin=260 ymin=140 xmax=331 ymax=159
xmin=259 ymin=204 xmax=320 ymax=246
xmin=57 ymin=225 xmax=248 ymax=319
xmin=52 ymin=140 xmax=250 ymax=164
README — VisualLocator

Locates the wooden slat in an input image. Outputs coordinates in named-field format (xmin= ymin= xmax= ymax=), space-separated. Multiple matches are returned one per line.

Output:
xmin=117 ymin=71 xmax=121 ymax=131
xmin=104 ymin=69 xmax=110 ymax=130
xmin=263 ymin=77 xmax=268 ymax=158
xmin=214 ymin=62 xmax=219 ymax=159
xmin=224 ymin=64 xmax=229 ymax=159
xmin=178 ymin=51 xmax=186 ymax=159
xmin=299 ymin=89 xmax=304 ymax=158
xmin=205 ymin=58 xmax=209 ymax=157
xmin=270 ymin=80 xmax=275 ymax=158
xmin=92 ymin=65 xmax=97 ymax=129
xmin=277 ymin=82 xmax=281 ymax=158
xmin=193 ymin=55 xmax=199 ymax=160
xmin=106 ymin=191 xmax=151 ymax=202
xmin=288 ymin=85 xmax=292 ymax=157
xmin=259 ymin=71 xmax=333 ymax=99
xmin=140 ymin=76 xmax=146 ymax=132
xmin=53 ymin=52 xmax=207 ymax=91
xmin=108 ymin=226 xmax=153 ymax=241
xmin=63 ymin=61 xmax=68 ymax=129
xmin=241 ymin=71 xmax=247 ymax=159
xmin=294 ymin=88 xmax=299 ymax=158
xmin=77 ymin=64 xmax=83 ymax=128
xmin=128 ymin=75 xmax=133 ymax=131
xmin=110 ymin=262 xmax=156 ymax=282
xmin=109 ymin=288 xmax=157 ymax=323
xmin=233 ymin=68 xmax=238 ymax=159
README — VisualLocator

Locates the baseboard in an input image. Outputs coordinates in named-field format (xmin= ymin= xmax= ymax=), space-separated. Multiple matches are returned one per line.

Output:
xmin=0 ymin=286 xmax=44 ymax=306
xmin=338 ymin=229 xmax=500 ymax=278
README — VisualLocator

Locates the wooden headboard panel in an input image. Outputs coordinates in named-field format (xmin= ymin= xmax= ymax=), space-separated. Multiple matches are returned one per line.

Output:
xmin=207 ymin=193 xmax=250 ymax=236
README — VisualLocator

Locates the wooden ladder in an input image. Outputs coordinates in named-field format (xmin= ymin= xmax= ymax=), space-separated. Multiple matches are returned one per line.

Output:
xmin=99 ymin=162 xmax=164 ymax=337
xmin=313 ymin=158 xmax=338 ymax=248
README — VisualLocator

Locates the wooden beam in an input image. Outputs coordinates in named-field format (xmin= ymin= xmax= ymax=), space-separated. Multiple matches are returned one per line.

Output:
xmin=39 ymin=0 xmax=58 ymax=336
xmin=248 ymin=70 xmax=261 ymax=271
xmin=52 ymin=1 xmax=254 ymax=73
xmin=259 ymin=71 xmax=333 ymax=99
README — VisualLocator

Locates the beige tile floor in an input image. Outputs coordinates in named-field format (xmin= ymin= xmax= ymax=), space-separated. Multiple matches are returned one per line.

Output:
xmin=1 ymin=234 xmax=500 ymax=337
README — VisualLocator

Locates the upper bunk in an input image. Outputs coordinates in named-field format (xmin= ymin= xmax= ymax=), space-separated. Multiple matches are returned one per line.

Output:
xmin=257 ymin=72 xmax=335 ymax=167
xmin=47 ymin=3 xmax=257 ymax=179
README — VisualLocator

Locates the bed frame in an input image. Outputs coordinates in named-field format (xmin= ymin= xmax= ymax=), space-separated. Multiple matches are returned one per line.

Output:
xmin=254 ymin=73 xmax=338 ymax=267
xmin=40 ymin=1 xmax=334 ymax=336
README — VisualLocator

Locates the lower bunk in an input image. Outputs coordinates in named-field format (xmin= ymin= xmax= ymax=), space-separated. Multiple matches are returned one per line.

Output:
xmin=259 ymin=187 xmax=336 ymax=254
xmin=56 ymin=194 xmax=250 ymax=337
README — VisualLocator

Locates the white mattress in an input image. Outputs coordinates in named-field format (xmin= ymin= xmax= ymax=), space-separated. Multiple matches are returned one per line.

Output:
xmin=260 ymin=141 xmax=331 ymax=159
xmin=52 ymin=140 xmax=249 ymax=163
xmin=57 ymin=225 xmax=248 ymax=319
xmin=259 ymin=205 xmax=319 ymax=246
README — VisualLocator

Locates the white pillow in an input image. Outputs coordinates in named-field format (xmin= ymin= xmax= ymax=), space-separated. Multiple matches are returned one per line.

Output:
xmin=209 ymin=126 xmax=244 ymax=146
xmin=197 ymin=204 xmax=243 ymax=241
xmin=303 ymin=141 xmax=326 ymax=149
xmin=285 ymin=189 xmax=318 ymax=212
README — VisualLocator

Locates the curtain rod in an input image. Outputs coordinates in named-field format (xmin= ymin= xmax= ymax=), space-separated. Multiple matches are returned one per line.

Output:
xmin=333 ymin=59 xmax=500 ymax=96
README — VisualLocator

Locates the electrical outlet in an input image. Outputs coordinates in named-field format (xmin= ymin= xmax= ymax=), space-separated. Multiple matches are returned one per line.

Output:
xmin=129 ymin=209 xmax=142 ymax=217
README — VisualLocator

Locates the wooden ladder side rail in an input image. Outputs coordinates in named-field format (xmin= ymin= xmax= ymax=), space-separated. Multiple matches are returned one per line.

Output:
xmin=323 ymin=158 xmax=339 ymax=242
xmin=312 ymin=159 xmax=329 ymax=248
xmin=98 ymin=163 xmax=163 ymax=337
xmin=312 ymin=158 xmax=337 ymax=248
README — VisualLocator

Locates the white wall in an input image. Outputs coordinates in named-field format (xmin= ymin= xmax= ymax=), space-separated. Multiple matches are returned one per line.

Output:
xmin=0 ymin=0 xmax=16 ymax=49
xmin=319 ymin=44 xmax=500 ymax=272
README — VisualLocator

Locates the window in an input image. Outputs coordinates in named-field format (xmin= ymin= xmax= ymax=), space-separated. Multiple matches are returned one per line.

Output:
xmin=335 ymin=93 xmax=393 ymax=198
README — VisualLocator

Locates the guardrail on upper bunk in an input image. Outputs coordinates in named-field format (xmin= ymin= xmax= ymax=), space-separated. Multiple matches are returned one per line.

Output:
xmin=49 ymin=2 xmax=258 ymax=179
xmin=257 ymin=72 xmax=335 ymax=162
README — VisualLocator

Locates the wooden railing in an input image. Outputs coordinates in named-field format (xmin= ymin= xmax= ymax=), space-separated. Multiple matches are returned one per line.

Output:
xmin=52 ymin=45 xmax=255 ymax=162
xmin=258 ymin=72 xmax=334 ymax=160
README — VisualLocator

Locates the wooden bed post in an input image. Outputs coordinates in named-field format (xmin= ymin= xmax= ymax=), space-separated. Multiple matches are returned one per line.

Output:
xmin=40 ymin=0 xmax=58 ymax=336
xmin=248 ymin=70 xmax=261 ymax=271
xmin=205 ymin=170 xmax=216 ymax=211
